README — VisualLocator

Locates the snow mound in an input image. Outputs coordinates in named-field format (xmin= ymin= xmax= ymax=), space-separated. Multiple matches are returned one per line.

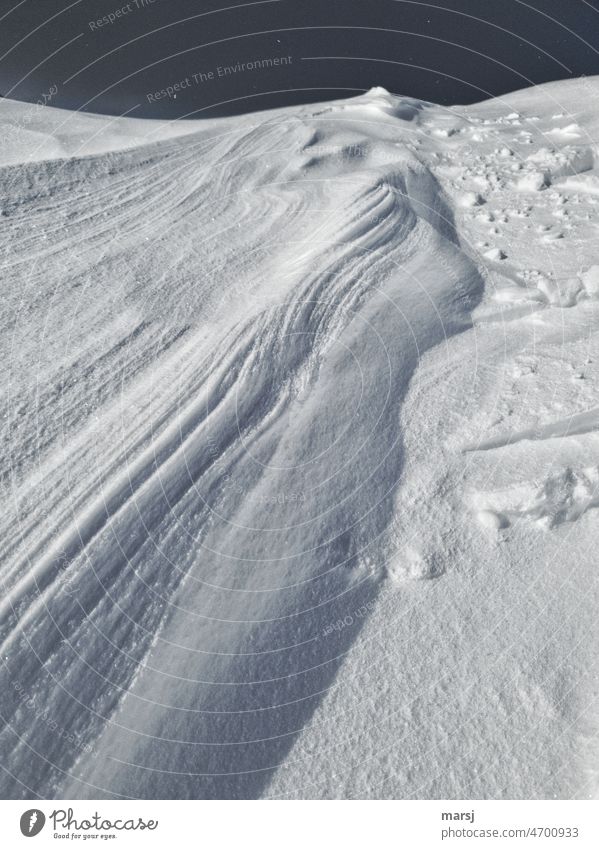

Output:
xmin=347 ymin=86 xmax=426 ymax=120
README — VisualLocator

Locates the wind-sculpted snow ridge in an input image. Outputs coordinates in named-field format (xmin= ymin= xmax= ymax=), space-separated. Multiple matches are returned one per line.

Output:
xmin=1 ymin=80 xmax=599 ymax=800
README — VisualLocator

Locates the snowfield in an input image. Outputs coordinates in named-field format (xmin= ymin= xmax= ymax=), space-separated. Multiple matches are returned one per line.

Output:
xmin=1 ymin=78 xmax=599 ymax=800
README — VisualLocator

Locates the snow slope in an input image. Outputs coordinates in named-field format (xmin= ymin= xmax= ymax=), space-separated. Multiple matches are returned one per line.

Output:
xmin=0 ymin=98 xmax=197 ymax=166
xmin=1 ymin=79 xmax=598 ymax=800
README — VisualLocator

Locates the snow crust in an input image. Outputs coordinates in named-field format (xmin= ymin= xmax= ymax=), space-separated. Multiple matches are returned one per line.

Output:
xmin=1 ymin=77 xmax=599 ymax=799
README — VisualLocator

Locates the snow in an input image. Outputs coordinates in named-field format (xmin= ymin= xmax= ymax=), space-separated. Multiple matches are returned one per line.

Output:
xmin=1 ymin=77 xmax=599 ymax=800
xmin=0 ymin=99 xmax=197 ymax=166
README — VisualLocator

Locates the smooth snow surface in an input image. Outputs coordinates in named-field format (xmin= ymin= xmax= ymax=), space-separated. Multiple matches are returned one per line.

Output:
xmin=0 ymin=99 xmax=197 ymax=166
xmin=1 ymin=79 xmax=599 ymax=799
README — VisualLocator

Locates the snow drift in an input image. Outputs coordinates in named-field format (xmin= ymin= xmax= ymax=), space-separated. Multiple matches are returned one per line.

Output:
xmin=1 ymin=78 xmax=599 ymax=799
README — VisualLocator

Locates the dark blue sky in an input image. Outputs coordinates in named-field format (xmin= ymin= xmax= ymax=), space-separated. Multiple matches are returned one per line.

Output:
xmin=1 ymin=0 xmax=599 ymax=117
